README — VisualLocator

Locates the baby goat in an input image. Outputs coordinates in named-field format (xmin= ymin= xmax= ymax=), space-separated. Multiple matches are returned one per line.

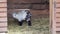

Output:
xmin=12 ymin=10 xmax=32 ymax=26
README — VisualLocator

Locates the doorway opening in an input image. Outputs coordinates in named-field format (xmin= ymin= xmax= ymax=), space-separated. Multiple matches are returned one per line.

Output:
xmin=7 ymin=0 xmax=50 ymax=34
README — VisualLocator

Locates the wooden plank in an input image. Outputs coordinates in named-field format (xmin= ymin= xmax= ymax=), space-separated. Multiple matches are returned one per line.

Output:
xmin=0 ymin=18 xmax=7 ymax=21
xmin=56 ymin=12 xmax=60 ymax=14
xmin=0 ymin=27 xmax=7 ymax=33
xmin=56 ymin=26 xmax=60 ymax=28
xmin=0 ymin=16 xmax=7 ymax=18
xmin=0 ymin=8 xmax=7 ymax=11
xmin=56 ymin=18 xmax=60 ymax=22
xmin=56 ymin=28 xmax=60 ymax=31
xmin=0 ymin=21 xmax=7 ymax=23
xmin=0 ymin=0 xmax=7 ymax=2
xmin=56 ymin=21 xmax=60 ymax=28
xmin=56 ymin=22 xmax=60 ymax=28
xmin=0 ymin=3 xmax=7 ymax=7
xmin=56 ymin=31 xmax=60 ymax=34
xmin=56 ymin=2 xmax=60 ymax=4
xmin=11 ymin=0 xmax=41 ymax=3
xmin=56 ymin=23 xmax=60 ymax=28
xmin=56 ymin=12 xmax=60 ymax=18
xmin=56 ymin=4 xmax=60 ymax=8
xmin=0 ymin=11 xmax=7 ymax=13
xmin=0 ymin=13 xmax=7 ymax=16
xmin=56 ymin=14 xmax=60 ymax=18
xmin=56 ymin=9 xmax=60 ymax=12
xmin=0 ymin=23 xmax=7 ymax=27
xmin=56 ymin=0 xmax=60 ymax=2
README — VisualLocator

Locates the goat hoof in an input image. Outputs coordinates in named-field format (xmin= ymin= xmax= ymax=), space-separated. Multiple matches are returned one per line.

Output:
xmin=28 ymin=25 xmax=32 ymax=26
xmin=18 ymin=24 xmax=22 ymax=26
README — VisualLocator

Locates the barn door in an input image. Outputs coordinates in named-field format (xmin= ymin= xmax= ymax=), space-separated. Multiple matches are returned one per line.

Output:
xmin=0 ymin=0 xmax=7 ymax=34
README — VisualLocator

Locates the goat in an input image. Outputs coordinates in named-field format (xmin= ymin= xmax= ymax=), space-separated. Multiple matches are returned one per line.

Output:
xmin=12 ymin=10 xmax=32 ymax=26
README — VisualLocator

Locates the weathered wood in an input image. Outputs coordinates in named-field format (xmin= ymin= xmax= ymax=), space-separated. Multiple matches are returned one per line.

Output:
xmin=0 ymin=0 xmax=7 ymax=33
xmin=56 ymin=31 xmax=60 ymax=34
xmin=0 ymin=13 xmax=7 ymax=16
xmin=56 ymin=0 xmax=60 ymax=2
xmin=56 ymin=14 xmax=60 ymax=18
xmin=0 ymin=11 xmax=7 ymax=13
xmin=0 ymin=27 xmax=7 ymax=33
xmin=56 ymin=23 xmax=60 ymax=27
xmin=50 ymin=0 xmax=56 ymax=34
xmin=0 ymin=3 xmax=7 ymax=7
xmin=0 ymin=21 xmax=7 ymax=23
xmin=56 ymin=9 xmax=60 ymax=12
xmin=8 ymin=4 xmax=48 ymax=9
xmin=56 ymin=4 xmax=60 ymax=8
xmin=0 ymin=23 xmax=7 ymax=27
xmin=56 ymin=18 xmax=60 ymax=22
xmin=8 ymin=0 xmax=41 ymax=3
xmin=0 ymin=0 xmax=7 ymax=2
xmin=0 ymin=8 xmax=7 ymax=11
xmin=56 ymin=0 xmax=60 ymax=34
xmin=56 ymin=28 xmax=60 ymax=31
xmin=0 ymin=18 xmax=7 ymax=21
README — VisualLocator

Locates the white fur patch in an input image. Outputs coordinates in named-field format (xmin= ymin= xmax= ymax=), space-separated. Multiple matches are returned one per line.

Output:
xmin=12 ymin=10 xmax=27 ymax=21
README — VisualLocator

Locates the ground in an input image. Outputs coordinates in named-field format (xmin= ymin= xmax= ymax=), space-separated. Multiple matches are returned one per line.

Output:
xmin=8 ymin=17 xmax=50 ymax=34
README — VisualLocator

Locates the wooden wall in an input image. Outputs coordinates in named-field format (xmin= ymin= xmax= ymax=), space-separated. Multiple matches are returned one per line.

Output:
xmin=56 ymin=0 xmax=60 ymax=34
xmin=7 ymin=0 xmax=49 ymax=18
xmin=0 ymin=0 xmax=7 ymax=33
xmin=7 ymin=0 xmax=49 ymax=9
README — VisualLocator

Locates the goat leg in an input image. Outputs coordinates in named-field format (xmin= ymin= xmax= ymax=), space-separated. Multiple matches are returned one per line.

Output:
xmin=27 ymin=21 xmax=32 ymax=26
xmin=18 ymin=21 xmax=23 ymax=26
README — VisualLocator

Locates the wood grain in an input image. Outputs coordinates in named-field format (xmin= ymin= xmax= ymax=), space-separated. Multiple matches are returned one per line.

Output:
xmin=0 ymin=0 xmax=7 ymax=2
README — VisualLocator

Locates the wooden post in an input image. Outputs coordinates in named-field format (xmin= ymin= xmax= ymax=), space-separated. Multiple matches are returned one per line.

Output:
xmin=50 ymin=0 xmax=56 ymax=34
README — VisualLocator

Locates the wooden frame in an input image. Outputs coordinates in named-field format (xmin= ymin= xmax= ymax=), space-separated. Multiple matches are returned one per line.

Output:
xmin=0 ymin=0 xmax=57 ymax=34
xmin=7 ymin=0 xmax=56 ymax=34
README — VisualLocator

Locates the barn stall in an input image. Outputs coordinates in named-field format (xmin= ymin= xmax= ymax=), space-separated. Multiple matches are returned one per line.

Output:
xmin=7 ymin=0 xmax=50 ymax=34
xmin=0 ymin=0 xmax=60 ymax=34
